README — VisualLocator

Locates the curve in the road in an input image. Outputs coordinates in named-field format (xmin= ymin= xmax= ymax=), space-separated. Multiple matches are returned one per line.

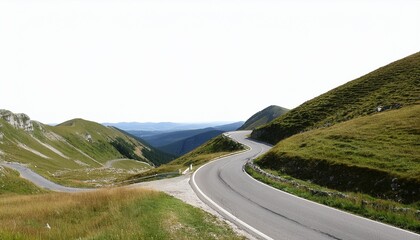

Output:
xmin=191 ymin=131 xmax=419 ymax=240
xmin=1 ymin=162 xmax=91 ymax=192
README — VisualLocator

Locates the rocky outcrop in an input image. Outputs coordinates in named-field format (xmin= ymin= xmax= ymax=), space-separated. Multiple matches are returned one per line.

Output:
xmin=0 ymin=109 xmax=34 ymax=132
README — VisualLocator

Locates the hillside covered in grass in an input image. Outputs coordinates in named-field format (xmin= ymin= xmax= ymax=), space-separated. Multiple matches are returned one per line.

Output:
xmin=112 ymin=128 xmax=176 ymax=166
xmin=0 ymin=111 xmax=161 ymax=187
xmin=239 ymin=105 xmax=289 ymax=130
xmin=128 ymin=134 xmax=245 ymax=181
xmin=255 ymin=105 xmax=420 ymax=203
xmin=252 ymin=51 xmax=420 ymax=144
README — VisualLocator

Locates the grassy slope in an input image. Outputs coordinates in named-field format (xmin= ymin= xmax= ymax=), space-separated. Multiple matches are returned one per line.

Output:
xmin=0 ymin=117 xmax=154 ymax=187
xmin=53 ymin=119 xmax=150 ymax=164
xmin=255 ymin=105 xmax=420 ymax=203
xmin=128 ymin=134 xmax=245 ymax=181
xmin=252 ymin=51 xmax=420 ymax=144
xmin=114 ymin=128 xmax=176 ymax=166
xmin=110 ymin=159 xmax=151 ymax=171
xmin=0 ymin=188 xmax=243 ymax=240
xmin=239 ymin=105 xmax=289 ymax=130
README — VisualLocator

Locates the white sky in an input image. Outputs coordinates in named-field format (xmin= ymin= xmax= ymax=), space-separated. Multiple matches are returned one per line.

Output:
xmin=0 ymin=0 xmax=419 ymax=124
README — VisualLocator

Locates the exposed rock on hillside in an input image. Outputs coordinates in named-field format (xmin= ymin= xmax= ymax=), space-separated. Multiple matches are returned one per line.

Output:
xmin=0 ymin=109 xmax=34 ymax=132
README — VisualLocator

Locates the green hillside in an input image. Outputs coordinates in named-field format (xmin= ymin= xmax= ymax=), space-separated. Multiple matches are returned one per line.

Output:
xmin=114 ymin=128 xmax=176 ymax=166
xmin=254 ymin=105 xmax=420 ymax=203
xmin=0 ymin=111 xmax=157 ymax=187
xmin=252 ymin=52 xmax=420 ymax=144
xmin=239 ymin=105 xmax=289 ymax=130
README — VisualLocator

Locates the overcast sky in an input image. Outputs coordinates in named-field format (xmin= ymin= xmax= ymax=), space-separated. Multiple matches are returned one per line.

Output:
xmin=1 ymin=0 xmax=419 ymax=124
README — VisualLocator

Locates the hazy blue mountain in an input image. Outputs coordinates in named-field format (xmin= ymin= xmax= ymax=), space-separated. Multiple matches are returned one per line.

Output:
xmin=134 ymin=128 xmax=216 ymax=148
xmin=160 ymin=130 xmax=224 ymax=156
xmin=126 ymin=130 xmax=167 ymax=138
xmin=133 ymin=122 xmax=243 ymax=157
xmin=214 ymin=121 xmax=244 ymax=131
xmin=103 ymin=121 xmax=239 ymax=131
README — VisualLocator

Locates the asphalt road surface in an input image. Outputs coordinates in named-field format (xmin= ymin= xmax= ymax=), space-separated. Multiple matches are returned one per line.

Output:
xmin=191 ymin=131 xmax=419 ymax=240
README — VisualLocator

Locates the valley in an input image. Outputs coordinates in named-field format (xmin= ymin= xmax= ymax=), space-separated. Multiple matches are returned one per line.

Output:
xmin=0 ymin=51 xmax=419 ymax=239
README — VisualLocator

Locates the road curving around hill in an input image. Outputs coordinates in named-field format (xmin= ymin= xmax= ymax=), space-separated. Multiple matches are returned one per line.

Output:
xmin=0 ymin=162 xmax=90 ymax=192
xmin=191 ymin=130 xmax=419 ymax=240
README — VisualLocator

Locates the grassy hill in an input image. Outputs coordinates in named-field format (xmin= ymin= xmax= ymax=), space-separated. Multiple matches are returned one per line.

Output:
xmin=254 ymin=105 xmax=420 ymax=203
xmin=252 ymin=52 xmax=420 ymax=144
xmin=239 ymin=105 xmax=289 ymax=130
xmin=113 ymin=128 xmax=176 ymax=166
xmin=0 ymin=111 xmax=160 ymax=187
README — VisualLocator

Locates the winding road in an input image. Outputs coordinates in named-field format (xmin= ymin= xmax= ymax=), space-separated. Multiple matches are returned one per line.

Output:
xmin=191 ymin=131 xmax=419 ymax=240
xmin=2 ymin=130 xmax=419 ymax=239
xmin=1 ymin=162 xmax=90 ymax=192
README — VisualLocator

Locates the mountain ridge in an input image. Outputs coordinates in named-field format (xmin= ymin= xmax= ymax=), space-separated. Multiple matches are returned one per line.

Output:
xmin=239 ymin=105 xmax=289 ymax=130
xmin=159 ymin=130 xmax=224 ymax=156
xmin=131 ymin=122 xmax=243 ymax=157
xmin=0 ymin=110 xmax=165 ymax=187
xmin=103 ymin=121 xmax=243 ymax=131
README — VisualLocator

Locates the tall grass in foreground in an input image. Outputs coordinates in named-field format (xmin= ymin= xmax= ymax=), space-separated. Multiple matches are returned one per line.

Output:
xmin=0 ymin=188 xmax=243 ymax=240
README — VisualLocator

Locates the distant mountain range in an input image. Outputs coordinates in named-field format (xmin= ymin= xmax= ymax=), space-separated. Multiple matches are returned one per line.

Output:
xmin=238 ymin=105 xmax=289 ymax=130
xmin=129 ymin=122 xmax=244 ymax=157
xmin=159 ymin=130 xmax=224 ymax=156
xmin=102 ymin=121 xmax=242 ymax=131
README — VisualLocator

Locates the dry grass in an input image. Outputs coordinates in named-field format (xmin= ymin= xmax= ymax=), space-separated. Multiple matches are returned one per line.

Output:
xmin=0 ymin=188 xmax=151 ymax=239
xmin=0 ymin=188 xmax=243 ymax=240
